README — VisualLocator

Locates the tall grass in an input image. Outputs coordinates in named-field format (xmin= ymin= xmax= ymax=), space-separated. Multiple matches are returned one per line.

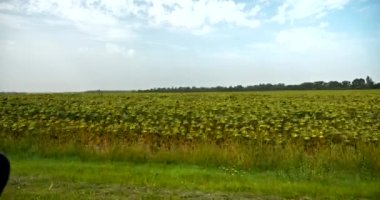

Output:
xmin=2 ymin=135 xmax=379 ymax=177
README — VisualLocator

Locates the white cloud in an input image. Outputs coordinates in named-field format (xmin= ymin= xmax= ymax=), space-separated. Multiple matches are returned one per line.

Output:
xmin=0 ymin=13 xmax=33 ymax=30
xmin=319 ymin=21 xmax=329 ymax=28
xmin=145 ymin=0 xmax=261 ymax=30
xmin=77 ymin=46 xmax=92 ymax=54
xmin=76 ymin=23 xmax=134 ymax=41
xmin=0 ymin=0 xmax=262 ymax=36
xmin=105 ymin=43 xmax=135 ymax=57
xmin=192 ymin=26 xmax=213 ymax=35
xmin=144 ymin=41 xmax=188 ymax=51
xmin=105 ymin=43 xmax=124 ymax=54
xmin=127 ymin=49 xmax=135 ymax=57
xmin=246 ymin=25 xmax=368 ymax=64
xmin=246 ymin=25 xmax=346 ymax=57
xmin=272 ymin=0 xmax=350 ymax=24
xmin=0 ymin=0 xmax=134 ymax=41
xmin=275 ymin=26 xmax=337 ymax=52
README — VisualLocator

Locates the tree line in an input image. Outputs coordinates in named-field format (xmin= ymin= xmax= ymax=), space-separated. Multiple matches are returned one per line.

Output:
xmin=139 ymin=76 xmax=380 ymax=92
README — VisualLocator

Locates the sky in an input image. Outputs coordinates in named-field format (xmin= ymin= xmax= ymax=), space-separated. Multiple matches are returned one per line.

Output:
xmin=0 ymin=0 xmax=379 ymax=92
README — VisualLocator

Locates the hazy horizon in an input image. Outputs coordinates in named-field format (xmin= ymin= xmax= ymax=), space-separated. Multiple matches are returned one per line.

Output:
xmin=0 ymin=77 xmax=377 ymax=93
xmin=1 ymin=0 xmax=379 ymax=92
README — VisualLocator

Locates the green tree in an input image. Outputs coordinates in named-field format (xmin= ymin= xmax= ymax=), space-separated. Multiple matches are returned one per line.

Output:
xmin=341 ymin=81 xmax=351 ymax=89
xmin=365 ymin=76 xmax=374 ymax=88
xmin=327 ymin=81 xmax=342 ymax=89
xmin=352 ymin=78 xmax=365 ymax=89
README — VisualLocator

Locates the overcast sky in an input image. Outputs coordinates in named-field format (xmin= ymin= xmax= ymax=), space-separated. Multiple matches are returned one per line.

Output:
xmin=0 ymin=0 xmax=379 ymax=92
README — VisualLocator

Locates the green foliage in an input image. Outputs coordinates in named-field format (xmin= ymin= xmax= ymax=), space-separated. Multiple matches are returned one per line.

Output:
xmin=352 ymin=78 xmax=366 ymax=89
xmin=366 ymin=76 xmax=375 ymax=88
xmin=140 ymin=76 xmax=378 ymax=92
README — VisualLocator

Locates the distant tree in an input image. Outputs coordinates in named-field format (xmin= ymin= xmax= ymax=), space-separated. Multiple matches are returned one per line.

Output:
xmin=341 ymin=81 xmax=351 ymax=89
xmin=365 ymin=76 xmax=375 ymax=88
xmin=327 ymin=81 xmax=342 ymax=89
xmin=300 ymin=82 xmax=314 ymax=90
xmin=313 ymin=81 xmax=326 ymax=89
xmin=235 ymin=85 xmax=243 ymax=91
xmin=137 ymin=76 xmax=378 ymax=92
xmin=352 ymin=78 xmax=366 ymax=89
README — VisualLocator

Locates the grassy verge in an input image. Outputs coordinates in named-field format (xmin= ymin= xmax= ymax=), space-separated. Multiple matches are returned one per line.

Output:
xmin=2 ymin=154 xmax=380 ymax=199
xmin=2 ymin=139 xmax=380 ymax=172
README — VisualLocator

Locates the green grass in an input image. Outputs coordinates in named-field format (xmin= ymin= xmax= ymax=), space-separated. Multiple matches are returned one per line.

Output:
xmin=2 ymin=155 xmax=380 ymax=199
